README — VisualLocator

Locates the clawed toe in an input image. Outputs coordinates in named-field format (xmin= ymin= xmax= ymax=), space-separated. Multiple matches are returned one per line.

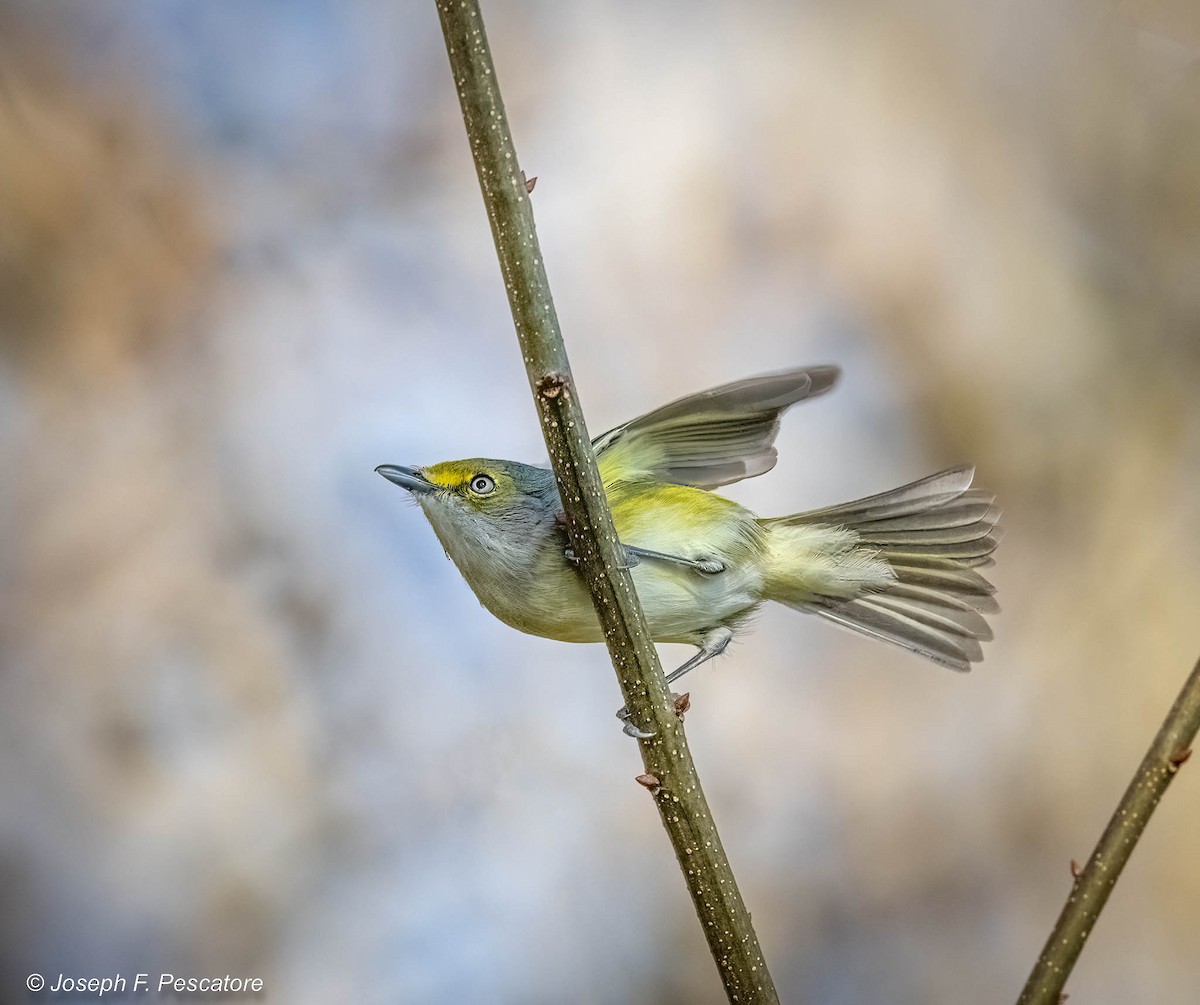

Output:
xmin=615 ymin=693 xmax=690 ymax=737
xmin=615 ymin=705 xmax=657 ymax=739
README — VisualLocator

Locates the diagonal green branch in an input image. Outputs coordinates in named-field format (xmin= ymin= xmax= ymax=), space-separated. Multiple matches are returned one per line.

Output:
xmin=433 ymin=2 xmax=779 ymax=1001
xmin=1017 ymin=654 xmax=1200 ymax=1005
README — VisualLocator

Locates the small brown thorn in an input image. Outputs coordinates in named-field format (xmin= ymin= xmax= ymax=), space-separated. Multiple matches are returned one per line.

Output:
xmin=1168 ymin=746 xmax=1192 ymax=773
xmin=635 ymin=773 xmax=662 ymax=795
xmin=1069 ymin=859 xmax=1083 ymax=879
xmin=673 ymin=692 xmax=691 ymax=718
xmin=523 ymin=173 xmax=538 ymax=193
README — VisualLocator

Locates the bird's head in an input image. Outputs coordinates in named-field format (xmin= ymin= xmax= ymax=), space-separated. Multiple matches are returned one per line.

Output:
xmin=376 ymin=458 xmax=559 ymax=574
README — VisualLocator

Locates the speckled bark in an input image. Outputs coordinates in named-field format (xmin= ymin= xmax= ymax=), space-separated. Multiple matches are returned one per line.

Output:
xmin=433 ymin=3 xmax=779 ymax=1001
xmin=1017 ymin=654 xmax=1200 ymax=1005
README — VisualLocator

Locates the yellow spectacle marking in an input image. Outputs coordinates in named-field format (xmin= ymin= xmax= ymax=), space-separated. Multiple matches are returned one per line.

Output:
xmin=423 ymin=460 xmax=481 ymax=488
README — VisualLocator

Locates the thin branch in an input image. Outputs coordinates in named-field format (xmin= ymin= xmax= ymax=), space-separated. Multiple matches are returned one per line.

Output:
xmin=433 ymin=3 xmax=779 ymax=1001
xmin=1017 ymin=654 xmax=1200 ymax=1004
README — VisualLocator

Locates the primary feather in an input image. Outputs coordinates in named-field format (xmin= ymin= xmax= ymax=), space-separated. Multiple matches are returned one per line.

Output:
xmin=594 ymin=365 xmax=840 ymax=488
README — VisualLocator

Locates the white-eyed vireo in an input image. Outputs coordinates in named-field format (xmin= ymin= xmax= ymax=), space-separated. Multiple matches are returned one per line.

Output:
xmin=378 ymin=366 xmax=998 ymax=735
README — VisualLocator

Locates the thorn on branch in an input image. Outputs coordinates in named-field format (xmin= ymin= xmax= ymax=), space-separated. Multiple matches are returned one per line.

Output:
xmin=523 ymin=172 xmax=538 ymax=193
xmin=1168 ymin=746 xmax=1192 ymax=773
xmin=636 ymin=773 xmax=662 ymax=795
xmin=1069 ymin=859 xmax=1083 ymax=880
xmin=537 ymin=372 xmax=568 ymax=399
xmin=673 ymin=692 xmax=691 ymax=718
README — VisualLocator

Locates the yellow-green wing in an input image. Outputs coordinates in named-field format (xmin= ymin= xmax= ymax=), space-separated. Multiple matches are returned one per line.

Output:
xmin=594 ymin=365 xmax=840 ymax=489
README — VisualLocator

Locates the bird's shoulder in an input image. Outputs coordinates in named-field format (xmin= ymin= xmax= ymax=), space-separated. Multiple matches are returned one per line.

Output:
xmin=604 ymin=479 xmax=754 ymax=540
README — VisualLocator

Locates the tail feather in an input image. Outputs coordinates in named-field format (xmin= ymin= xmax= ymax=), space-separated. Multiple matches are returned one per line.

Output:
xmin=762 ymin=466 xmax=1000 ymax=671
xmin=892 ymin=553 xmax=997 ymax=575
xmin=878 ymin=535 xmax=1000 ymax=561
xmin=959 ymin=554 xmax=997 ymax=569
xmin=865 ymin=593 xmax=992 ymax=641
xmin=852 ymin=494 xmax=994 ymax=534
xmin=851 ymin=504 xmax=999 ymax=545
xmin=815 ymin=600 xmax=983 ymax=671
xmin=796 ymin=465 xmax=976 ymax=523
xmin=885 ymin=579 xmax=1000 ymax=615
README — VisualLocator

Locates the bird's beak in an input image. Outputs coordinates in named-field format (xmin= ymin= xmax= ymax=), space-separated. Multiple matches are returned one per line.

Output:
xmin=375 ymin=464 xmax=435 ymax=495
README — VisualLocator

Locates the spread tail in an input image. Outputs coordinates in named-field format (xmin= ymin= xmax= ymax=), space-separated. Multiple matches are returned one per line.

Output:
xmin=760 ymin=466 xmax=999 ymax=671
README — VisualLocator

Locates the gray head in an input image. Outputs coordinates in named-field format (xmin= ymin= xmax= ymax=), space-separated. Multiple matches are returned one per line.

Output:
xmin=376 ymin=457 xmax=559 ymax=581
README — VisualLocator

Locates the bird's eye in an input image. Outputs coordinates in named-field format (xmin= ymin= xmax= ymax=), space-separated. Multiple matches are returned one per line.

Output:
xmin=470 ymin=474 xmax=495 ymax=495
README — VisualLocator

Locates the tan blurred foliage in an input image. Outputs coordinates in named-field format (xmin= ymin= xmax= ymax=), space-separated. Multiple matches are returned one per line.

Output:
xmin=0 ymin=9 xmax=325 ymax=981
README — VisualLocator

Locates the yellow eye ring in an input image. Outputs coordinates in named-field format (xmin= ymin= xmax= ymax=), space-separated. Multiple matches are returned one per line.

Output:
xmin=469 ymin=474 xmax=495 ymax=495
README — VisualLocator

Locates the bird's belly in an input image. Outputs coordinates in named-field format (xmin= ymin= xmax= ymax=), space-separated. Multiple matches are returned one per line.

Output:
xmin=505 ymin=558 xmax=763 ymax=646
xmin=632 ymin=561 xmax=763 ymax=643
xmin=474 ymin=483 xmax=768 ymax=645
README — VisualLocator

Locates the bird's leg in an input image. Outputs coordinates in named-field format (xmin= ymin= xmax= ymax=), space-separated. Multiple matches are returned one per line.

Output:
xmin=665 ymin=626 xmax=734 ymax=685
xmin=560 ymin=512 xmax=642 ymax=570
xmin=624 ymin=545 xmax=725 ymax=574
xmin=564 ymin=546 xmax=640 ymax=570
xmin=615 ymin=627 xmax=734 ymax=738
xmin=565 ymin=540 xmax=724 ymax=575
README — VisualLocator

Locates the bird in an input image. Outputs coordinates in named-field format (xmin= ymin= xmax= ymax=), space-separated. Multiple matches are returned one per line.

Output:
xmin=377 ymin=366 xmax=999 ymax=736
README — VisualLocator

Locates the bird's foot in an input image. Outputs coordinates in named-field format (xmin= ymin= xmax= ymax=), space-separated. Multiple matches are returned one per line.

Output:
xmin=616 ymin=705 xmax=655 ymax=739
xmin=615 ymin=692 xmax=691 ymax=738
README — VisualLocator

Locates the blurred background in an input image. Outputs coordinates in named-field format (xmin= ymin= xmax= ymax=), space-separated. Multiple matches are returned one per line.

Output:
xmin=2 ymin=1 xmax=1198 ymax=1002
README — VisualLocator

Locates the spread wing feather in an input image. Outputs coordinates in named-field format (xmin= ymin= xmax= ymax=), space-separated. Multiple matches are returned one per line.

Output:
xmin=593 ymin=365 xmax=840 ymax=489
